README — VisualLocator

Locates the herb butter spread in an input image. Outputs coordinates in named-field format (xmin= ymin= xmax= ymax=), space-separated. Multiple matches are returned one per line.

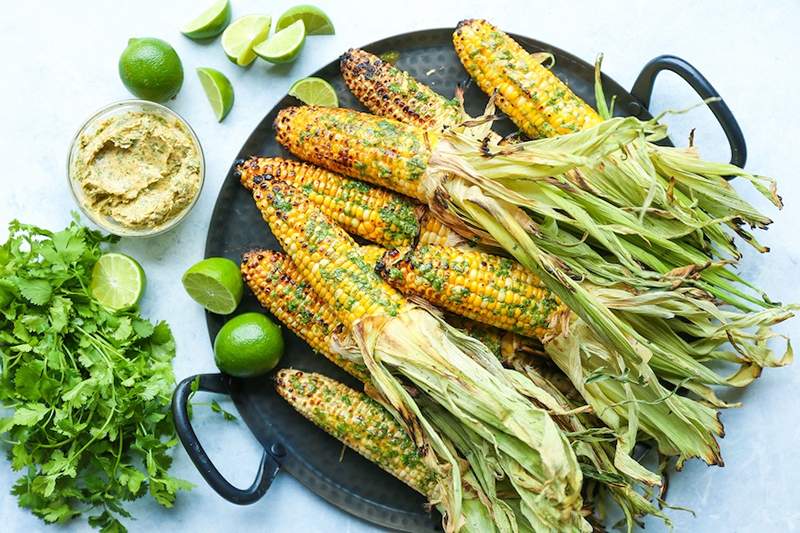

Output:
xmin=72 ymin=110 xmax=201 ymax=229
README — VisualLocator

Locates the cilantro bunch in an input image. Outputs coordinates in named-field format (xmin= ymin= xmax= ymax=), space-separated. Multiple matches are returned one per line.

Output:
xmin=0 ymin=218 xmax=191 ymax=531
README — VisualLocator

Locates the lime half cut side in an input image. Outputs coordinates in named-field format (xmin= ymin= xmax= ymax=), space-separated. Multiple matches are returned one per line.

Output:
xmin=197 ymin=67 xmax=234 ymax=121
xmin=181 ymin=0 xmax=232 ymax=39
xmin=90 ymin=253 xmax=146 ymax=311
xmin=288 ymin=77 xmax=338 ymax=107
xmin=221 ymin=14 xmax=271 ymax=67
xmin=253 ymin=20 xmax=306 ymax=64
xmin=275 ymin=5 xmax=334 ymax=35
xmin=182 ymin=257 xmax=244 ymax=314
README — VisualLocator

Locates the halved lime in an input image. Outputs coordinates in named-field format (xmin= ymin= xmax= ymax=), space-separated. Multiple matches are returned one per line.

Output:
xmin=214 ymin=312 xmax=284 ymax=377
xmin=197 ymin=67 xmax=234 ymax=121
xmin=182 ymin=257 xmax=243 ymax=314
xmin=254 ymin=20 xmax=306 ymax=64
xmin=221 ymin=14 xmax=271 ymax=67
xmin=288 ymin=77 xmax=338 ymax=107
xmin=90 ymin=253 xmax=146 ymax=311
xmin=275 ymin=5 xmax=334 ymax=35
xmin=181 ymin=0 xmax=232 ymax=39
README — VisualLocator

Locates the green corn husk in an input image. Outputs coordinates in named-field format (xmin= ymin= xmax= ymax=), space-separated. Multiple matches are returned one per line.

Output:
xmin=251 ymin=244 xmax=665 ymax=531
xmin=416 ymin=92 xmax=796 ymax=467
xmin=339 ymin=308 xmax=592 ymax=532
xmin=260 ymin=180 xmax=591 ymax=532
xmin=507 ymin=354 xmax=670 ymax=533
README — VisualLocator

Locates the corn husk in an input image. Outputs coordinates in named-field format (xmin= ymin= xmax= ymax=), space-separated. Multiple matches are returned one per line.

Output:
xmin=416 ymin=89 xmax=795 ymax=468
xmin=336 ymin=308 xmax=591 ymax=532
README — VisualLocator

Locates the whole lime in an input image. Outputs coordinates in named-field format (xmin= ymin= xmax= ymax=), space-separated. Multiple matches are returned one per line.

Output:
xmin=213 ymin=312 xmax=284 ymax=377
xmin=119 ymin=38 xmax=184 ymax=102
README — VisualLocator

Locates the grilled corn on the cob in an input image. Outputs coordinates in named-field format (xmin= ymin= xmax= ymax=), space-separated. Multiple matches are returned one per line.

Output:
xmin=241 ymin=249 xmax=371 ymax=382
xmin=252 ymin=179 xmax=589 ymax=532
xmin=274 ymin=106 xmax=434 ymax=202
xmin=341 ymin=48 xmax=466 ymax=132
xmin=248 ymin=247 xmax=663 ymax=530
xmin=377 ymin=244 xmax=570 ymax=340
xmin=251 ymin=179 xmax=409 ymax=326
xmin=453 ymin=19 xmax=601 ymax=137
xmin=275 ymin=369 xmax=438 ymax=495
xmin=239 ymin=157 xmax=424 ymax=248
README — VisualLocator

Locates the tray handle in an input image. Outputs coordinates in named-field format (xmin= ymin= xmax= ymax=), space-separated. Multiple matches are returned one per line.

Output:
xmin=630 ymin=54 xmax=747 ymax=168
xmin=172 ymin=373 xmax=281 ymax=504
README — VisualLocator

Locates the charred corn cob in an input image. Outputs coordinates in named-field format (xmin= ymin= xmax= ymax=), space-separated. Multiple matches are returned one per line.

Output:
xmin=251 ymin=179 xmax=408 ymax=326
xmin=377 ymin=244 xmax=570 ymax=340
xmin=241 ymin=249 xmax=371 ymax=382
xmin=340 ymin=48 xmax=466 ymax=132
xmin=453 ymin=19 xmax=602 ymax=137
xmin=252 ymin=179 xmax=589 ymax=532
xmin=258 ymin=249 xmax=663 ymax=530
xmin=275 ymin=369 xmax=438 ymax=495
xmin=274 ymin=106 xmax=434 ymax=202
xmin=239 ymin=157 xmax=424 ymax=248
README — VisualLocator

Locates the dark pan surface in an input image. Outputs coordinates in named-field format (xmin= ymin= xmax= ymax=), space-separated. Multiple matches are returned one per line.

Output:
xmin=204 ymin=27 xmax=653 ymax=531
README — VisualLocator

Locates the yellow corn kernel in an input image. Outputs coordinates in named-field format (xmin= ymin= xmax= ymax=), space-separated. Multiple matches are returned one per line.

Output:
xmin=240 ymin=249 xmax=370 ymax=382
xmin=340 ymin=48 xmax=465 ymax=133
xmin=238 ymin=157 xmax=423 ymax=248
xmin=377 ymin=244 xmax=569 ymax=339
xmin=453 ymin=19 xmax=602 ymax=138
xmin=250 ymin=179 xmax=408 ymax=328
xmin=274 ymin=106 xmax=436 ymax=202
xmin=275 ymin=369 xmax=437 ymax=495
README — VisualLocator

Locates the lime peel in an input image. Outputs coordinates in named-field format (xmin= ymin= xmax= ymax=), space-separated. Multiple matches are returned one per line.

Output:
xmin=221 ymin=14 xmax=272 ymax=67
xmin=288 ymin=76 xmax=338 ymax=107
xmin=214 ymin=312 xmax=284 ymax=377
xmin=181 ymin=0 xmax=232 ymax=40
xmin=182 ymin=257 xmax=244 ymax=314
xmin=197 ymin=67 xmax=234 ymax=121
xmin=275 ymin=4 xmax=335 ymax=35
xmin=254 ymin=19 xmax=306 ymax=64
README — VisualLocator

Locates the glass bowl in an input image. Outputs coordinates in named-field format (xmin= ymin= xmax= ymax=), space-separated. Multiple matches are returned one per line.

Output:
xmin=67 ymin=99 xmax=205 ymax=237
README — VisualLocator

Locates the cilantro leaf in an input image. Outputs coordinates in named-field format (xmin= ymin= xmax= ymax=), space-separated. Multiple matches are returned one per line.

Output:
xmin=15 ymin=278 xmax=52 ymax=305
xmin=0 ymin=218 xmax=189 ymax=530
xmin=12 ymin=403 xmax=49 ymax=426
xmin=210 ymin=399 xmax=238 ymax=422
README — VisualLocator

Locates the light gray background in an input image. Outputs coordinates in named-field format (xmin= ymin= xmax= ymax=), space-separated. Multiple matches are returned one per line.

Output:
xmin=1 ymin=1 xmax=798 ymax=531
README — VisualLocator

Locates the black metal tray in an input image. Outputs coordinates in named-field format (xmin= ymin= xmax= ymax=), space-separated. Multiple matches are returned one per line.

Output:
xmin=171 ymin=26 xmax=746 ymax=532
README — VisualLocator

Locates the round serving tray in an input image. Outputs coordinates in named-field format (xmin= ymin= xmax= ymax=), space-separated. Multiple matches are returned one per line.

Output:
xmin=172 ymin=26 xmax=745 ymax=532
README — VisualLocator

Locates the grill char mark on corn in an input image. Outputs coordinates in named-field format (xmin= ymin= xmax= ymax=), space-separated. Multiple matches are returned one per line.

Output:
xmin=241 ymin=249 xmax=371 ymax=382
xmin=275 ymin=369 xmax=437 ymax=495
xmin=239 ymin=157 xmax=424 ymax=248
xmin=252 ymin=178 xmax=408 ymax=327
xmin=340 ymin=48 xmax=465 ymax=132
xmin=453 ymin=19 xmax=602 ymax=138
xmin=378 ymin=244 xmax=569 ymax=340
xmin=274 ymin=106 xmax=434 ymax=202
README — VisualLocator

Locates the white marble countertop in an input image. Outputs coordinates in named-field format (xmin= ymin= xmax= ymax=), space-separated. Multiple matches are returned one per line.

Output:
xmin=2 ymin=1 xmax=799 ymax=531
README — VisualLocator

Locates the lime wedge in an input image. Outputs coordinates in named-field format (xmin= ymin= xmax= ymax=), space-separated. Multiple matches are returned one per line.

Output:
xmin=275 ymin=5 xmax=334 ymax=35
xmin=90 ymin=253 xmax=146 ymax=311
xmin=253 ymin=20 xmax=306 ymax=64
xmin=197 ymin=67 xmax=234 ymax=121
xmin=181 ymin=0 xmax=232 ymax=39
xmin=288 ymin=77 xmax=338 ymax=107
xmin=221 ymin=14 xmax=271 ymax=67
xmin=182 ymin=257 xmax=244 ymax=314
